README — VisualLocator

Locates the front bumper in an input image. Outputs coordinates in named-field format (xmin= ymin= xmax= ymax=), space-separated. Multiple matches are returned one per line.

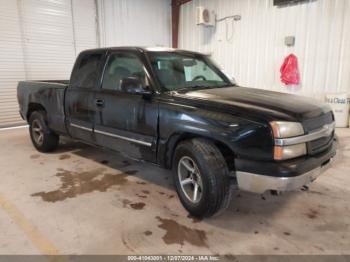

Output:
xmin=235 ymin=139 xmax=336 ymax=194
xmin=236 ymin=158 xmax=332 ymax=193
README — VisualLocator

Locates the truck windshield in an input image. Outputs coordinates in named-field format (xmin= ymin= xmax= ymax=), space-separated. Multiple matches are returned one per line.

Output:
xmin=148 ymin=52 xmax=233 ymax=92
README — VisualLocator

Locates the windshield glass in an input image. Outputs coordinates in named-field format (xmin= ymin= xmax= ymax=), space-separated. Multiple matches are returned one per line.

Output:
xmin=148 ymin=52 xmax=233 ymax=91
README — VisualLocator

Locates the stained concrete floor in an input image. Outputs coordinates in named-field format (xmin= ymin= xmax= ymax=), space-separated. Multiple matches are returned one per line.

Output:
xmin=0 ymin=127 xmax=349 ymax=255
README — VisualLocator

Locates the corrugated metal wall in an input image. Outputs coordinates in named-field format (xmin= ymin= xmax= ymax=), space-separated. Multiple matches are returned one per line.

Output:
xmin=179 ymin=0 xmax=350 ymax=99
xmin=97 ymin=0 xmax=171 ymax=47
xmin=0 ymin=0 xmax=97 ymax=127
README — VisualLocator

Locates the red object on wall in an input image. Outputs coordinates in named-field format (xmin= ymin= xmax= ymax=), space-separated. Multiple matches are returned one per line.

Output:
xmin=280 ymin=54 xmax=300 ymax=85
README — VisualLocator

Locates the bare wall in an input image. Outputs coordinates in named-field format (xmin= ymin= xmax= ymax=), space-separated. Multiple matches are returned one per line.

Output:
xmin=179 ymin=0 xmax=350 ymax=99
xmin=97 ymin=0 xmax=172 ymax=47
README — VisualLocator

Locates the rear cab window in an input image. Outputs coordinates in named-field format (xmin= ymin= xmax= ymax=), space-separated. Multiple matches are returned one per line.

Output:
xmin=71 ymin=51 xmax=105 ymax=89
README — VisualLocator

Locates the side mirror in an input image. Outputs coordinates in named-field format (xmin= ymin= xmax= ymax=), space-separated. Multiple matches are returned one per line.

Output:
xmin=120 ymin=77 xmax=152 ymax=97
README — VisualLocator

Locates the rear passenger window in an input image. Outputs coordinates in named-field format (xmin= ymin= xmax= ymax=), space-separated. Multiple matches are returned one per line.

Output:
xmin=71 ymin=53 xmax=103 ymax=89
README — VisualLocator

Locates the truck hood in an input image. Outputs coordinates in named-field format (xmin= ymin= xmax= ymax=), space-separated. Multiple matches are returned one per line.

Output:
xmin=172 ymin=86 xmax=331 ymax=122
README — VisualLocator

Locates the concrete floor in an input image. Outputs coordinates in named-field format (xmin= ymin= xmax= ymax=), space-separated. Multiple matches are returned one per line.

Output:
xmin=0 ymin=127 xmax=349 ymax=255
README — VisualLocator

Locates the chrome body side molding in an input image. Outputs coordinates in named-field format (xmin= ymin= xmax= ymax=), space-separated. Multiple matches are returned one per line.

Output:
xmin=69 ymin=123 xmax=152 ymax=147
xmin=70 ymin=123 xmax=92 ymax=132
xmin=94 ymin=129 xmax=152 ymax=147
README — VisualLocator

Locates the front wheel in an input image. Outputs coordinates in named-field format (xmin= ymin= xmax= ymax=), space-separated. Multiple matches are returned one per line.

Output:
xmin=29 ymin=111 xmax=59 ymax=152
xmin=173 ymin=138 xmax=233 ymax=218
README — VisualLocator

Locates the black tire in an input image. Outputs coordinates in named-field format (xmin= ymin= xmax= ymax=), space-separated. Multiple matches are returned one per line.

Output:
xmin=173 ymin=138 xmax=233 ymax=218
xmin=29 ymin=110 xmax=59 ymax=152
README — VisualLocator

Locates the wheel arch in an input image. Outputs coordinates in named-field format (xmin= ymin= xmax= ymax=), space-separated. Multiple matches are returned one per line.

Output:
xmin=163 ymin=132 xmax=236 ymax=172
xmin=27 ymin=103 xmax=46 ymax=121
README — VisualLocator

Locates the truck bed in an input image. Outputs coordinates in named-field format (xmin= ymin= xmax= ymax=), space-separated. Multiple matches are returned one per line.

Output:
xmin=32 ymin=80 xmax=69 ymax=85
xmin=17 ymin=80 xmax=69 ymax=134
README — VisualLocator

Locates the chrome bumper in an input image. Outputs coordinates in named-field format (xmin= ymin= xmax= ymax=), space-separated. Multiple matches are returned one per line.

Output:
xmin=236 ymin=158 xmax=333 ymax=194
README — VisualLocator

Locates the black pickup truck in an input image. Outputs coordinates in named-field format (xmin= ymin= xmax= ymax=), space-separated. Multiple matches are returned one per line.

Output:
xmin=17 ymin=47 xmax=336 ymax=217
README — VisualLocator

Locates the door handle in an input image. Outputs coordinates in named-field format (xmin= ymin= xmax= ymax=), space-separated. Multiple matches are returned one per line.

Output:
xmin=95 ymin=99 xmax=105 ymax=108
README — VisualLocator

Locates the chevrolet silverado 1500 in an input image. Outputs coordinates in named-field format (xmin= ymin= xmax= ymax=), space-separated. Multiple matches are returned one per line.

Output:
xmin=17 ymin=47 xmax=336 ymax=217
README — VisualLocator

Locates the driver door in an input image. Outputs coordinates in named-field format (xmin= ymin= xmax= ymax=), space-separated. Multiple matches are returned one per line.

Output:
xmin=93 ymin=51 xmax=158 ymax=162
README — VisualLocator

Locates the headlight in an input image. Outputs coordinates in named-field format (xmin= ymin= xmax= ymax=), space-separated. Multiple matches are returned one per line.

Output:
xmin=270 ymin=121 xmax=304 ymax=138
xmin=270 ymin=121 xmax=306 ymax=160
xmin=274 ymin=144 xmax=307 ymax=160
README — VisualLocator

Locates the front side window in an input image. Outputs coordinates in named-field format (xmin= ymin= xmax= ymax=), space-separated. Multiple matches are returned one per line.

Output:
xmin=102 ymin=53 xmax=146 ymax=91
xmin=149 ymin=52 xmax=232 ymax=91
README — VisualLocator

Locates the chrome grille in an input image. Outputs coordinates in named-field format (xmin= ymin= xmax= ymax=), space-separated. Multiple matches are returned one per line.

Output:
xmin=303 ymin=112 xmax=334 ymax=155
xmin=302 ymin=112 xmax=333 ymax=132
xmin=308 ymin=131 xmax=334 ymax=155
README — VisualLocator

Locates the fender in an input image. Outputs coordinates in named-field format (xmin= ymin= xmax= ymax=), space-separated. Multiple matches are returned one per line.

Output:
xmin=156 ymin=98 xmax=274 ymax=168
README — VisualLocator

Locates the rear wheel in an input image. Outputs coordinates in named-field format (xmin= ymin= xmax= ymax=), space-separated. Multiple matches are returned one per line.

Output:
xmin=29 ymin=111 xmax=59 ymax=152
xmin=173 ymin=138 xmax=233 ymax=218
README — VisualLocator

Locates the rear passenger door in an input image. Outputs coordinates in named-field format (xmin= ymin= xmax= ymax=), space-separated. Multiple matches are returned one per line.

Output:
xmin=65 ymin=50 xmax=105 ymax=143
xmin=93 ymin=51 xmax=158 ymax=162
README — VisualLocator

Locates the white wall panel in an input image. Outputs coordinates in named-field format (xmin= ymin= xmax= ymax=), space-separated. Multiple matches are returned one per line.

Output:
xmin=72 ymin=0 xmax=98 ymax=54
xmin=179 ymin=0 xmax=350 ymax=99
xmin=97 ymin=0 xmax=171 ymax=47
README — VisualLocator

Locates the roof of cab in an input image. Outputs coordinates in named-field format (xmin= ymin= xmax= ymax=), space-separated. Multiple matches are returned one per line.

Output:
xmin=79 ymin=46 xmax=205 ymax=56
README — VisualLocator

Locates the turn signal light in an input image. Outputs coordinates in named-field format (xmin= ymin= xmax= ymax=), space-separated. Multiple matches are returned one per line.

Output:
xmin=274 ymin=144 xmax=307 ymax=160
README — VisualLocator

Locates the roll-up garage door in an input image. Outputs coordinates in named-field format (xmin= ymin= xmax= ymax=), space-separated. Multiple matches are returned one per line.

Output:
xmin=0 ymin=0 xmax=26 ymax=127
xmin=0 ymin=0 xmax=97 ymax=128
xmin=19 ymin=0 xmax=76 ymax=80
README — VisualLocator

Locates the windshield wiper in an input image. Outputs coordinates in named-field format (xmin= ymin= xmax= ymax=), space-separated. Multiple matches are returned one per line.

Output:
xmin=175 ymin=85 xmax=209 ymax=92
xmin=172 ymin=83 xmax=235 ymax=92
xmin=218 ymin=83 xmax=236 ymax=87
